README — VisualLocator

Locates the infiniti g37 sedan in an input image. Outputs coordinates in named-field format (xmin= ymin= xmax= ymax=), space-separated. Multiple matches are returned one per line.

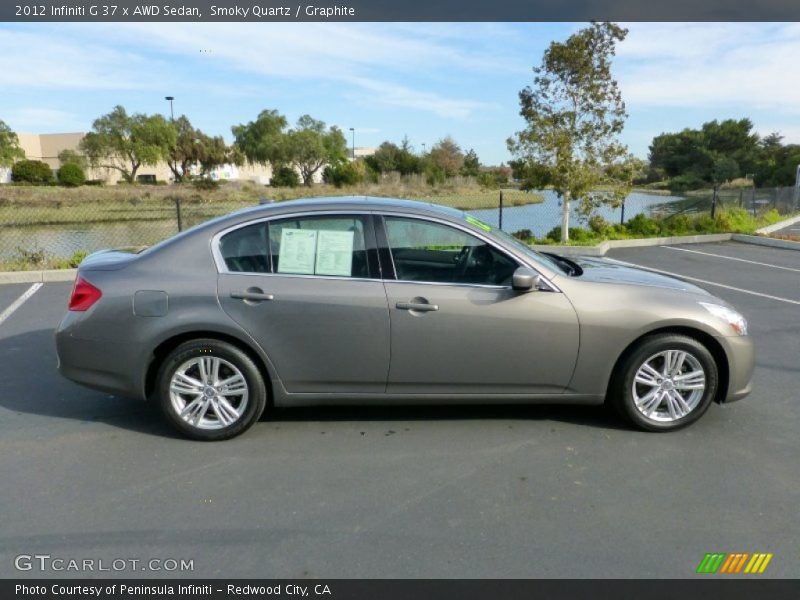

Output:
xmin=55 ymin=197 xmax=754 ymax=440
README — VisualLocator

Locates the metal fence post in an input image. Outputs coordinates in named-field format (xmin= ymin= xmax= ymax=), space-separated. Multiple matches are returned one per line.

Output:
xmin=498 ymin=190 xmax=504 ymax=231
xmin=710 ymin=186 xmax=717 ymax=219
xmin=175 ymin=196 xmax=183 ymax=232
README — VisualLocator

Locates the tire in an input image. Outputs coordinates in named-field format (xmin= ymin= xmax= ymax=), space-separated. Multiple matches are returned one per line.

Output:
xmin=156 ymin=339 xmax=267 ymax=440
xmin=609 ymin=334 xmax=719 ymax=432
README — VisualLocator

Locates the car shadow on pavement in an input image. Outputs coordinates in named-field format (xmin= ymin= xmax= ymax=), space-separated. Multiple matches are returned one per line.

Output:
xmin=264 ymin=403 xmax=630 ymax=432
xmin=0 ymin=328 xmax=630 ymax=438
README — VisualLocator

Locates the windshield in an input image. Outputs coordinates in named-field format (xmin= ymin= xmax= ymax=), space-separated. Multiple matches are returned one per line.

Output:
xmin=462 ymin=213 xmax=568 ymax=274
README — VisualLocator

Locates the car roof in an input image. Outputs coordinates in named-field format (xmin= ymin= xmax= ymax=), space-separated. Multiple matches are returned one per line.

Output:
xmin=227 ymin=195 xmax=468 ymax=220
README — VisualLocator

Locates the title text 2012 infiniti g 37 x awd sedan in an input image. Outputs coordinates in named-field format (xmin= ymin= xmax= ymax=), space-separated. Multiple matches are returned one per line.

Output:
xmin=55 ymin=197 xmax=754 ymax=440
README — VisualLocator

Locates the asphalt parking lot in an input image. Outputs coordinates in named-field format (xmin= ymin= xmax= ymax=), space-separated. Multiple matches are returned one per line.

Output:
xmin=0 ymin=240 xmax=797 ymax=579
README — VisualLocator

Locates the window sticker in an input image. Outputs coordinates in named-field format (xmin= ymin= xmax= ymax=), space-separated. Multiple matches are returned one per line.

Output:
xmin=465 ymin=215 xmax=492 ymax=232
xmin=277 ymin=229 xmax=317 ymax=274
xmin=315 ymin=230 xmax=355 ymax=276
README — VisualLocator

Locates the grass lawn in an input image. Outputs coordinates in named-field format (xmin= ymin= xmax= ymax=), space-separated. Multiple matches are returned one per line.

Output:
xmin=0 ymin=182 xmax=542 ymax=227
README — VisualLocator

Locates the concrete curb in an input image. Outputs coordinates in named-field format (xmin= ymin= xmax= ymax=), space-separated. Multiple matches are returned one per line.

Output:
xmin=731 ymin=234 xmax=800 ymax=251
xmin=755 ymin=214 xmax=800 ymax=235
xmin=531 ymin=233 xmax=734 ymax=257
xmin=0 ymin=269 xmax=77 ymax=284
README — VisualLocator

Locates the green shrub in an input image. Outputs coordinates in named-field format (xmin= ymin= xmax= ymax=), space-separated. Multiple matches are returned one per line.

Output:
xmin=587 ymin=215 xmax=610 ymax=235
xmin=512 ymin=228 xmax=533 ymax=241
xmin=192 ymin=178 xmax=219 ymax=191
xmin=661 ymin=214 xmax=692 ymax=235
xmin=425 ymin=165 xmax=446 ymax=186
xmin=57 ymin=163 xmax=85 ymax=187
xmin=323 ymin=162 xmax=362 ymax=188
xmin=667 ymin=174 xmax=706 ymax=193
xmin=11 ymin=160 xmax=54 ymax=184
xmin=692 ymin=214 xmax=716 ymax=233
xmin=13 ymin=246 xmax=46 ymax=267
xmin=270 ymin=166 xmax=300 ymax=188
xmin=544 ymin=226 xmax=598 ymax=243
xmin=476 ymin=168 xmax=510 ymax=189
xmin=626 ymin=213 xmax=661 ymax=236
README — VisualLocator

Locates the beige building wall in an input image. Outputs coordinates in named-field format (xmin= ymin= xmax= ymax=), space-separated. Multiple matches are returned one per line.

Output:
xmin=9 ymin=132 xmax=275 ymax=184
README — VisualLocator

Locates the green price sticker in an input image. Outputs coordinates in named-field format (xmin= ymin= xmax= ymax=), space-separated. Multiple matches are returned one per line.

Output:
xmin=465 ymin=215 xmax=492 ymax=232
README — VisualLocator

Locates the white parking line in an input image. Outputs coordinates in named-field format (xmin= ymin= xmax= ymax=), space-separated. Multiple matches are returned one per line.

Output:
xmin=0 ymin=283 xmax=44 ymax=326
xmin=606 ymin=259 xmax=800 ymax=306
xmin=663 ymin=246 xmax=800 ymax=273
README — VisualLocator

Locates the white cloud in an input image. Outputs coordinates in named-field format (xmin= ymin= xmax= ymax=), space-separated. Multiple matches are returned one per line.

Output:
xmin=616 ymin=23 xmax=800 ymax=113
xmin=0 ymin=29 xmax=161 ymax=90
xmin=0 ymin=23 xmax=507 ymax=120
xmin=3 ymin=108 xmax=82 ymax=131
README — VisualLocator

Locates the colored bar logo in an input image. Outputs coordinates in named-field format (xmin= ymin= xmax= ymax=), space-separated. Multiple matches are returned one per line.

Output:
xmin=697 ymin=552 xmax=773 ymax=574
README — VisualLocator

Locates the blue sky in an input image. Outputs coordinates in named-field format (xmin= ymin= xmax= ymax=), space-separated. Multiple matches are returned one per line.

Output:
xmin=1 ymin=22 xmax=799 ymax=165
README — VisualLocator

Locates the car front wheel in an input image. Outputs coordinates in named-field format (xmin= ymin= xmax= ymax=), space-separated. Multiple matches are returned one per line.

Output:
xmin=611 ymin=334 xmax=719 ymax=432
xmin=157 ymin=339 xmax=266 ymax=440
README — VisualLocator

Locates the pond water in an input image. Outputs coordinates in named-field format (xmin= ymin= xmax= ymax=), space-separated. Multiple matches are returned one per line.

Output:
xmin=469 ymin=190 xmax=689 ymax=238
xmin=1 ymin=191 xmax=689 ymax=261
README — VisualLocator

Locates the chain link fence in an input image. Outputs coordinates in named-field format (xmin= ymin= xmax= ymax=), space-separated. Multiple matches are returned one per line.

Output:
xmin=487 ymin=186 xmax=799 ymax=240
xmin=1 ymin=183 xmax=797 ymax=270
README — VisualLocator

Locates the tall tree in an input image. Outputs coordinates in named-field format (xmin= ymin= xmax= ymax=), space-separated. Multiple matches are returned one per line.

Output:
xmin=428 ymin=136 xmax=465 ymax=177
xmin=508 ymin=22 xmax=629 ymax=242
xmin=461 ymin=148 xmax=481 ymax=177
xmin=0 ymin=119 xmax=25 ymax=168
xmin=80 ymin=106 xmax=175 ymax=183
xmin=231 ymin=109 xmax=288 ymax=167
xmin=647 ymin=118 xmax=760 ymax=186
xmin=285 ymin=115 xmax=347 ymax=186
xmin=167 ymin=115 xmax=201 ymax=182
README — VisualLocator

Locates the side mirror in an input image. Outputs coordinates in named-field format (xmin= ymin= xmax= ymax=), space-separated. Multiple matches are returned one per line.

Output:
xmin=512 ymin=267 xmax=540 ymax=292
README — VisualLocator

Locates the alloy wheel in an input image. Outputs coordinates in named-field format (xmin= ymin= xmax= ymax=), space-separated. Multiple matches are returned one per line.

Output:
xmin=169 ymin=356 xmax=249 ymax=430
xmin=631 ymin=349 xmax=706 ymax=423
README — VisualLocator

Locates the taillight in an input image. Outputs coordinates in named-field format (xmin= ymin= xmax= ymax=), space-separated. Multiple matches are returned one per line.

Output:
xmin=68 ymin=276 xmax=102 ymax=311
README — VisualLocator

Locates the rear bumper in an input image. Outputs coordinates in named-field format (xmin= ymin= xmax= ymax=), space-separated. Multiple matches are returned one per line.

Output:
xmin=717 ymin=334 xmax=755 ymax=403
xmin=55 ymin=314 xmax=146 ymax=400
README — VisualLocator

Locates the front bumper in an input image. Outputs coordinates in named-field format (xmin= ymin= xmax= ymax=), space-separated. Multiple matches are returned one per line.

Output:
xmin=716 ymin=334 xmax=755 ymax=403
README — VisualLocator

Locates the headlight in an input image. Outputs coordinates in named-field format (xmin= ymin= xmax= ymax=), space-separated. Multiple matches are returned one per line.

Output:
xmin=699 ymin=302 xmax=748 ymax=336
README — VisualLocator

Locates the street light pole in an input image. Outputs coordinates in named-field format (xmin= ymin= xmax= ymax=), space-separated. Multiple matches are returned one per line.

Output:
xmin=165 ymin=96 xmax=175 ymax=120
xmin=422 ymin=142 xmax=426 ymax=154
xmin=349 ymin=127 xmax=355 ymax=160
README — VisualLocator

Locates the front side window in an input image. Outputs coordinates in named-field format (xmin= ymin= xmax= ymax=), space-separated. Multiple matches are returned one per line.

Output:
xmin=384 ymin=217 xmax=518 ymax=286
xmin=268 ymin=215 xmax=369 ymax=278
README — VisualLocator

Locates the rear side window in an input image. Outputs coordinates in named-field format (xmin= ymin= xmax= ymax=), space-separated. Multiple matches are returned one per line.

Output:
xmin=268 ymin=215 xmax=370 ymax=278
xmin=219 ymin=223 xmax=271 ymax=273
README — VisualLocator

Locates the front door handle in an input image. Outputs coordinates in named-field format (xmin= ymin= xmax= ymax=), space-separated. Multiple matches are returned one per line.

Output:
xmin=396 ymin=301 xmax=439 ymax=312
xmin=231 ymin=289 xmax=274 ymax=302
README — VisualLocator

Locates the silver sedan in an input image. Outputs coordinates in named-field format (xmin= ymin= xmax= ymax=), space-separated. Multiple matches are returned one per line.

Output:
xmin=55 ymin=197 xmax=754 ymax=440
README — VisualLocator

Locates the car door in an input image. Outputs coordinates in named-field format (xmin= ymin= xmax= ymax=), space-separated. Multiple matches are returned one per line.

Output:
xmin=216 ymin=213 xmax=390 ymax=394
xmin=379 ymin=214 xmax=580 ymax=395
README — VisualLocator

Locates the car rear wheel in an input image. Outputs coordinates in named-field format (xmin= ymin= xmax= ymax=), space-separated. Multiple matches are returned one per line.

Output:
xmin=157 ymin=339 xmax=266 ymax=440
xmin=610 ymin=334 xmax=719 ymax=432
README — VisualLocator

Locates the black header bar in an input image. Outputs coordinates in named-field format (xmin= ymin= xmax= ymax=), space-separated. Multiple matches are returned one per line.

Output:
xmin=3 ymin=0 xmax=800 ymax=22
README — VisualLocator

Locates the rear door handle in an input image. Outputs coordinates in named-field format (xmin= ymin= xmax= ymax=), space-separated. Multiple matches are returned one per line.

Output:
xmin=396 ymin=302 xmax=439 ymax=312
xmin=231 ymin=290 xmax=274 ymax=302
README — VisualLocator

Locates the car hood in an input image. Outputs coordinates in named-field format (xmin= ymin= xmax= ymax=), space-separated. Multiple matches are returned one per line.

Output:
xmin=570 ymin=256 xmax=711 ymax=295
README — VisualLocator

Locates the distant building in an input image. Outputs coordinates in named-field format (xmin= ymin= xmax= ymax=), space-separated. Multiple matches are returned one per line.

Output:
xmin=352 ymin=146 xmax=377 ymax=159
xmin=6 ymin=131 xmax=275 ymax=185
